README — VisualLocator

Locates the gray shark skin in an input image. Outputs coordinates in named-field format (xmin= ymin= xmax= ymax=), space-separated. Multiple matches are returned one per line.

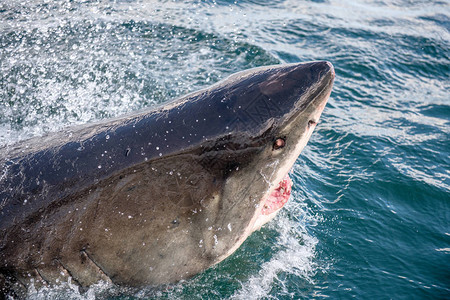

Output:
xmin=0 ymin=61 xmax=334 ymax=296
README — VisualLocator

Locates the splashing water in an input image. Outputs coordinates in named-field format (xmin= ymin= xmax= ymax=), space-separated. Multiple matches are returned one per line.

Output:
xmin=231 ymin=204 xmax=321 ymax=299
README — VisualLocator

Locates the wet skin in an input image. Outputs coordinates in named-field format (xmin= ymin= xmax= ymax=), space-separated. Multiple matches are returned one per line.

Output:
xmin=0 ymin=61 xmax=334 ymax=295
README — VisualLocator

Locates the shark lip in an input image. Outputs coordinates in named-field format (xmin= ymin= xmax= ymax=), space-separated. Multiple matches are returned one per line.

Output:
xmin=261 ymin=174 xmax=293 ymax=215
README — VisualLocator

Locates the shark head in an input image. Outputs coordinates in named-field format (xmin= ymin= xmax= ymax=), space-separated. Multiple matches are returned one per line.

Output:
xmin=188 ymin=61 xmax=335 ymax=264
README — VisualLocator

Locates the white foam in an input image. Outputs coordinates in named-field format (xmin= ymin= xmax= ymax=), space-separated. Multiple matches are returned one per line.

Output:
xmin=231 ymin=193 xmax=322 ymax=299
xmin=26 ymin=279 xmax=111 ymax=300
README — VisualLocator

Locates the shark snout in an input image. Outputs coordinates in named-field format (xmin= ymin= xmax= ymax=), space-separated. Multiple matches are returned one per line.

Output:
xmin=306 ymin=61 xmax=335 ymax=124
xmin=316 ymin=61 xmax=335 ymax=81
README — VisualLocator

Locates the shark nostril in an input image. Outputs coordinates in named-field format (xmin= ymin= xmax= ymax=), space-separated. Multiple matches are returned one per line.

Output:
xmin=273 ymin=138 xmax=286 ymax=150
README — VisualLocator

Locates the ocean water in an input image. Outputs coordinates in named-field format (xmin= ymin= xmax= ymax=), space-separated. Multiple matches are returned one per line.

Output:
xmin=1 ymin=0 xmax=449 ymax=299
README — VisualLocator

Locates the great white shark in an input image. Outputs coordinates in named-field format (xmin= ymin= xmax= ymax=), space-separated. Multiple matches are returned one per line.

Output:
xmin=0 ymin=61 xmax=334 ymax=296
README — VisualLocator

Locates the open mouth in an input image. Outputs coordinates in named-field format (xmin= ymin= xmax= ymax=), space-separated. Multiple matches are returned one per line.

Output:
xmin=261 ymin=174 xmax=292 ymax=215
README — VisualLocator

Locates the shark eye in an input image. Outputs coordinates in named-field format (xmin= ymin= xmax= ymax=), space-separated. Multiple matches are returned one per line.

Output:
xmin=308 ymin=120 xmax=317 ymax=128
xmin=273 ymin=138 xmax=286 ymax=150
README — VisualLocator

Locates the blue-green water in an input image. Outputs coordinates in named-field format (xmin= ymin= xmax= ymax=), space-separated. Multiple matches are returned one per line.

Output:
xmin=1 ymin=0 xmax=449 ymax=299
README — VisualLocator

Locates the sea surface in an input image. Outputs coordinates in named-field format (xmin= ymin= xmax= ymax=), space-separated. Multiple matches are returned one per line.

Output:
xmin=1 ymin=0 xmax=449 ymax=299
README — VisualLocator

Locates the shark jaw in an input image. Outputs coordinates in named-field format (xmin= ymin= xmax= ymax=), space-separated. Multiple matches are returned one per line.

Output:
xmin=262 ymin=174 xmax=293 ymax=216
xmin=250 ymin=67 xmax=332 ymax=232
xmin=251 ymin=174 xmax=293 ymax=231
